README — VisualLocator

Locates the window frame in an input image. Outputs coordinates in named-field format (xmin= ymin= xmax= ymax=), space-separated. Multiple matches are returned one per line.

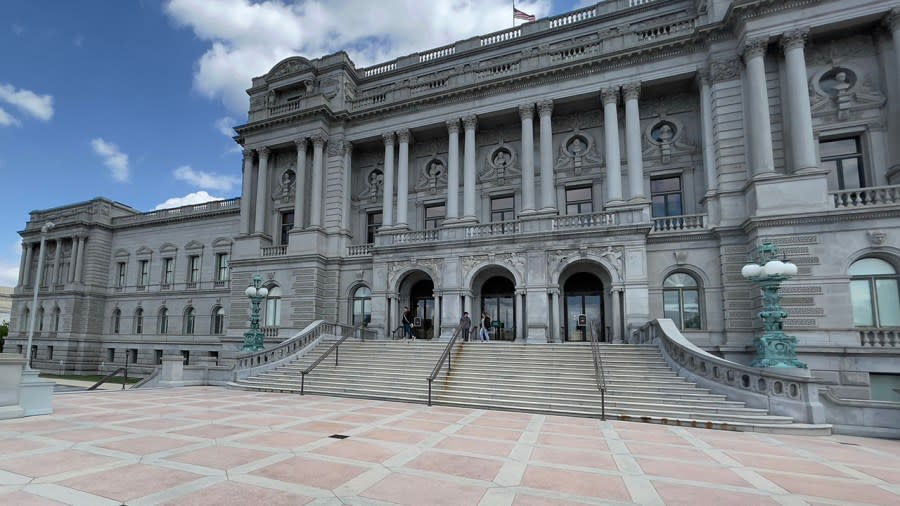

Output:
xmin=662 ymin=272 xmax=703 ymax=331
xmin=159 ymin=307 xmax=169 ymax=334
xmin=137 ymin=259 xmax=150 ymax=287
xmin=849 ymin=258 xmax=900 ymax=328
xmin=490 ymin=194 xmax=516 ymax=223
xmin=366 ymin=211 xmax=383 ymax=244
xmin=187 ymin=255 xmax=201 ymax=284
xmin=820 ymin=135 xmax=865 ymax=190
xmin=565 ymin=185 xmax=593 ymax=215
xmin=424 ymin=202 xmax=446 ymax=230
xmin=650 ymin=176 xmax=683 ymax=218
xmin=215 ymin=253 xmax=230 ymax=282
xmin=116 ymin=262 xmax=127 ymax=288
xmin=162 ymin=257 xmax=175 ymax=287
xmin=280 ymin=211 xmax=295 ymax=246
xmin=184 ymin=307 xmax=196 ymax=335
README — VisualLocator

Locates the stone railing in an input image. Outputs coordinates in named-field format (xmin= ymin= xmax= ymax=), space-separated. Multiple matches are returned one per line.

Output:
xmin=635 ymin=17 xmax=696 ymax=42
xmin=631 ymin=319 xmax=827 ymax=424
xmin=830 ymin=184 xmax=900 ymax=209
xmin=859 ymin=328 xmax=899 ymax=347
xmin=419 ymin=44 xmax=455 ymax=62
xmin=651 ymin=213 xmax=707 ymax=232
xmin=261 ymin=326 xmax=279 ymax=338
xmin=113 ymin=198 xmax=240 ymax=227
xmin=389 ymin=229 xmax=439 ymax=245
xmin=268 ymin=100 xmax=303 ymax=116
xmin=465 ymin=221 xmax=520 ymax=238
xmin=261 ymin=245 xmax=287 ymax=257
xmin=552 ymin=212 xmax=616 ymax=230
xmin=481 ymin=27 xmax=521 ymax=47
xmin=548 ymin=4 xmax=596 ymax=28
xmin=347 ymin=244 xmax=373 ymax=256
xmin=361 ymin=62 xmax=396 ymax=77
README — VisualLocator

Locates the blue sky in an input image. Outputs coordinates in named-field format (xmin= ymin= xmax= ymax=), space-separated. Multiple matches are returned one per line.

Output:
xmin=0 ymin=0 xmax=588 ymax=286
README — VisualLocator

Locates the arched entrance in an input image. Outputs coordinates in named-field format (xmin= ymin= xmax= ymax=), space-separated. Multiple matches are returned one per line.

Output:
xmin=481 ymin=276 xmax=515 ymax=340
xmin=558 ymin=268 xmax=607 ymax=342
xmin=410 ymin=279 xmax=435 ymax=339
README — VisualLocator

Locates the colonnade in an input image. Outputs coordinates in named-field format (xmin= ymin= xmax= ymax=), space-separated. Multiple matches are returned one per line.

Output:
xmin=18 ymin=236 xmax=86 ymax=287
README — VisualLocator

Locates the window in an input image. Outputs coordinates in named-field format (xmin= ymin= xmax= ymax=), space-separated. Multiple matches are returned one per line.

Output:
xmin=134 ymin=308 xmax=144 ymax=334
xmin=849 ymin=258 xmax=900 ymax=327
xmin=159 ymin=307 xmax=169 ymax=334
xmin=181 ymin=350 xmax=190 ymax=365
xmin=209 ymin=351 xmax=219 ymax=366
xmin=184 ymin=307 xmax=196 ymax=334
xmin=490 ymin=195 xmax=515 ymax=222
xmin=216 ymin=253 xmax=230 ymax=282
xmin=129 ymin=348 xmax=138 ymax=364
xmin=280 ymin=211 xmax=294 ymax=246
xmin=651 ymin=177 xmax=682 ymax=217
xmin=22 ymin=308 xmax=29 ymax=332
xmin=187 ymin=255 xmax=201 ymax=284
xmin=107 ymin=348 xmax=115 ymax=362
xmin=352 ymin=286 xmax=372 ymax=325
xmin=264 ymin=286 xmax=282 ymax=326
xmin=367 ymin=211 xmax=382 ymax=244
xmin=112 ymin=309 xmax=121 ymax=334
xmin=162 ymin=258 xmax=174 ymax=287
xmin=155 ymin=349 xmax=163 ymax=365
xmin=212 ymin=306 xmax=226 ymax=334
xmin=663 ymin=273 xmax=702 ymax=330
xmin=137 ymin=260 xmax=149 ymax=287
xmin=53 ymin=307 xmax=60 ymax=332
xmin=48 ymin=346 xmax=54 ymax=360
xmin=424 ymin=203 xmax=446 ymax=230
xmin=38 ymin=307 xmax=44 ymax=331
xmin=566 ymin=186 xmax=593 ymax=215
xmin=116 ymin=262 xmax=127 ymax=287
xmin=820 ymin=137 xmax=864 ymax=189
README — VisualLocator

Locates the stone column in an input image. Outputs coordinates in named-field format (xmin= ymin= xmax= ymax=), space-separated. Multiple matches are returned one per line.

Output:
xmin=51 ymin=239 xmax=61 ymax=288
xmin=254 ymin=147 xmax=270 ymax=234
xmin=341 ymin=142 xmax=353 ymax=233
xmin=240 ymin=149 xmax=254 ymax=235
xmin=382 ymin=133 xmax=395 ymax=227
xmin=550 ymin=290 xmax=561 ymax=342
xmin=515 ymin=290 xmax=525 ymax=341
xmin=610 ymin=287 xmax=621 ymax=343
xmin=462 ymin=115 xmax=478 ymax=221
xmin=293 ymin=139 xmax=308 ymax=230
xmin=310 ymin=137 xmax=325 ymax=229
xmin=396 ymin=129 xmax=411 ymax=228
xmin=68 ymin=238 xmax=77 ymax=283
xmin=446 ymin=119 xmax=461 ymax=220
xmin=537 ymin=100 xmax=556 ymax=212
xmin=19 ymin=243 xmax=30 ymax=286
xmin=743 ymin=37 xmax=775 ymax=175
xmin=601 ymin=87 xmax=623 ymax=203
xmin=74 ymin=235 xmax=86 ymax=283
xmin=519 ymin=104 xmax=536 ymax=213
xmin=781 ymin=29 xmax=817 ymax=172
xmin=622 ymin=83 xmax=645 ymax=200
xmin=698 ymin=70 xmax=717 ymax=193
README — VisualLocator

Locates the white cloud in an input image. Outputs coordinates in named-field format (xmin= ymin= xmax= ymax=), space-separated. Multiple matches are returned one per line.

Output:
xmin=154 ymin=191 xmax=225 ymax=210
xmin=215 ymin=116 xmax=236 ymax=137
xmin=0 ymin=83 xmax=54 ymax=121
xmin=90 ymin=138 xmax=130 ymax=182
xmin=0 ymin=238 xmax=22 ymax=287
xmin=0 ymin=107 xmax=19 ymax=127
xmin=164 ymin=0 xmax=551 ymax=114
xmin=173 ymin=164 xmax=240 ymax=191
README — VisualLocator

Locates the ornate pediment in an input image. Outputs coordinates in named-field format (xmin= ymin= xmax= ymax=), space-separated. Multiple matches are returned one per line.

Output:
xmin=555 ymin=132 xmax=602 ymax=176
xmin=480 ymin=145 xmax=520 ymax=184
xmin=357 ymin=165 xmax=384 ymax=203
xmin=642 ymin=117 xmax=695 ymax=164
xmin=268 ymin=57 xmax=314 ymax=80
xmin=809 ymin=66 xmax=885 ymax=122
xmin=415 ymin=157 xmax=448 ymax=194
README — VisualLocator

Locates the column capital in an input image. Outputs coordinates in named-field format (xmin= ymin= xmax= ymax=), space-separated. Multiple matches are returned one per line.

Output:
xmin=518 ymin=103 xmax=535 ymax=120
xmin=382 ymin=131 xmax=395 ymax=145
xmin=242 ymin=148 xmax=255 ymax=160
xmin=258 ymin=146 xmax=271 ymax=158
xmin=709 ymin=58 xmax=740 ymax=83
xmin=742 ymin=37 xmax=769 ymax=61
xmin=885 ymin=7 xmax=900 ymax=32
xmin=311 ymin=136 xmax=326 ymax=148
xmin=537 ymin=99 xmax=553 ymax=117
xmin=780 ymin=28 xmax=808 ymax=52
xmin=601 ymin=87 xmax=619 ymax=105
xmin=462 ymin=114 xmax=478 ymax=131
xmin=294 ymin=138 xmax=308 ymax=150
xmin=622 ymin=82 xmax=641 ymax=101
xmin=446 ymin=118 xmax=461 ymax=134
xmin=396 ymin=128 xmax=412 ymax=144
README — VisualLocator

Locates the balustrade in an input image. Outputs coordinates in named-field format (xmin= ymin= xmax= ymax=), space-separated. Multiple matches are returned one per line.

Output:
xmin=859 ymin=328 xmax=899 ymax=347
xmin=347 ymin=244 xmax=372 ymax=256
xmin=260 ymin=245 xmax=287 ymax=257
xmin=481 ymin=28 xmax=521 ymax=46
xmin=465 ymin=221 xmax=520 ymax=238
xmin=651 ymin=214 xmax=707 ymax=232
xmin=831 ymin=184 xmax=900 ymax=209
xmin=552 ymin=212 xmax=616 ymax=230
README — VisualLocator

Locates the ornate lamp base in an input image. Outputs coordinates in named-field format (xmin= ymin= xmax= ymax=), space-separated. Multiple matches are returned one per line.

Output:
xmin=751 ymin=332 xmax=807 ymax=368
xmin=242 ymin=330 xmax=264 ymax=352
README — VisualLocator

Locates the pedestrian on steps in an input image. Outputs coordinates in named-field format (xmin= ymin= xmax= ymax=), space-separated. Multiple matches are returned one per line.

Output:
xmin=460 ymin=312 xmax=471 ymax=342
xmin=480 ymin=312 xmax=490 ymax=342
xmin=402 ymin=306 xmax=414 ymax=341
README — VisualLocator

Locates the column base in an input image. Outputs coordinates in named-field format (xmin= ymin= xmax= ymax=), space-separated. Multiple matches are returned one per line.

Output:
xmin=626 ymin=195 xmax=649 ymax=204
xmin=603 ymin=199 xmax=628 ymax=208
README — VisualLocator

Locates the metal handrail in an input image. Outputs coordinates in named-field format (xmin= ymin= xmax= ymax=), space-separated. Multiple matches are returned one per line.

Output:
xmin=299 ymin=324 xmax=366 ymax=395
xmin=426 ymin=324 xmax=464 ymax=406
xmin=88 ymin=365 xmax=129 ymax=391
xmin=588 ymin=321 xmax=607 ymax=420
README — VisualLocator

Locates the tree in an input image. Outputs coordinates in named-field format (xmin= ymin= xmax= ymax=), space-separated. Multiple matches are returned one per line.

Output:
xmin=0 ymin=320 xmax=7 ymax=353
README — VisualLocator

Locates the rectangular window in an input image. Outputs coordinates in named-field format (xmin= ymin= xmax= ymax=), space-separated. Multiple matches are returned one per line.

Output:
xmin=48 ymin=345 xmax=54 ymax=361
xmin=650 ymin=177 xmax=683 ymax=217
xmin=181 ymin=350 xmax=190 ymax=366
xmin=216 ymin=253 xmax=230 ymax=282
xmin=129 ymin=348 xmax=138 ymax=364
xmin=155 ymin=349 xmax=163 ymax=365
xmin=188 ymin=255 xmax=200 ymax=283
xmin=490 ymin=195 xmax=515 ymax=222
xmin=820 ymin=137 xmax=865 ymax=190
xmin=209 ymin=351 xmax=219 ymax=366
xmin=367 ymin=211 xmax=383 ymax=244
xmin=280 ymin=211 xmax=295 ymax=246
xmin=107 ymin=348 xmax=115 ymax=362
xmin=162 ymin=258 xmax=174 ymax=287
xmin=138 ymin=260 xmax=149 ymax=287
xmin=565 ymin=186 xmax=593 ymax=215
xmin=116 ymin=262 xmax=126 ymax=287
xmin=424 ymin=203 xmax=446 ymax=230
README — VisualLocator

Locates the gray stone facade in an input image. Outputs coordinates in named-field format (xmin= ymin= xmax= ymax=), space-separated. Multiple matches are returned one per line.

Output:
xmin=8 ymin=0 xmax=900 ymax=398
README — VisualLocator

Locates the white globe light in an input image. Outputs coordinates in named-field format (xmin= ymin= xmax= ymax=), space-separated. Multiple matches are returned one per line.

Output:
xmin=741 ymin=264 xmax=762 ymax=278
xmin=764 ymin=260 xmax=785 ymax=276
xmin=783 ymin=262 xmax=798 ymax=276
xmin=244 ymin=286 xmax=256 ymax=297
xmin=258 ymin=287 xmax=269 ymax=298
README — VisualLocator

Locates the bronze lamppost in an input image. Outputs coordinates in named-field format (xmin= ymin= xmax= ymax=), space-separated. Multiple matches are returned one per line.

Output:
xmin=242 ymin=275 xmax=267 ymax=351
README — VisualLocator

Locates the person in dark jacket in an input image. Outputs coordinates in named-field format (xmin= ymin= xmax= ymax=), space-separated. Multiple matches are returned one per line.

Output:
xmin=402 ymin=306 xmax=413 ymax=340
xmin=460 ymin=312 xmax=471 ymax=341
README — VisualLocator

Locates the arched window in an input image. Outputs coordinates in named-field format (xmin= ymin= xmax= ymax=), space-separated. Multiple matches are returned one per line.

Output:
xmin=184 ymin=307 xmax=196 ymax=334
xmin=158 ymin=307 xmax=169 ymax=334
xmin=849 ymin=258 xmax=900 ymax=327
xmin=352 ymin=286 xmax=372 ymax=325
xmin=264 ymin=286 xmax=282 ymax=326
xmin=38 ymin=307 xmax=44 ymax=332
xmin=22 ymin=307 xmax=29 ymax=332
xmin=663 ymin=272 xmax=702 ymax=330
xmin=134 ymin=308 xmax=144 ymax=334
xmin=53 ymin=307 xmax=61 ymax=332
xmin=212 ymin=306 xmax=226 ymax=334
xmin=112 ymin=308 xmax=121 ymax=334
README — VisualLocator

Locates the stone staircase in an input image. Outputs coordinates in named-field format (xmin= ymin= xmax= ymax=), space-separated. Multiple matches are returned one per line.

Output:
xmin=230 ymin=337 xmax=828 ymax=434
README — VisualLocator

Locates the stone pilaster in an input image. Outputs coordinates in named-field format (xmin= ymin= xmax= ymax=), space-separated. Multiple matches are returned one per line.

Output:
xmin=396 ymin=129 xmax=411 ymax=228
xmin=293 ymin=139 xmax=308 ymax=230
xmin=601 ymin=87 xmax=623 ymax=203
xmin=742 ymin=37 xmax=775 ymax=175
xmin=462 ymin=115 xmax=478 ymax=221
xmin=382 ymin=132 xmax=396 ymax=227
xmin=309 ymin=137 xmax=325 ymax=229
xmin=622 ymin=82 xmax=645 ymax=200
xmin=537 ymin=100 xmax=556 ymax=212
xmin=780 ymin=29 xmax=817 ymax=172
xmin=519 ymin=104 xmax=536 ymax=213
xmin=254 ymin=147 xmax=270 ymax=235
xmin=446 ymin=119 xmax=461 ymax=220
xmin=239 ymin=149 xmax=254 ymax=235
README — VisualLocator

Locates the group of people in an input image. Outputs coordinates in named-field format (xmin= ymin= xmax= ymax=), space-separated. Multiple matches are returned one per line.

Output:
xmin=399 ymin=307 xmax=492 ymax=342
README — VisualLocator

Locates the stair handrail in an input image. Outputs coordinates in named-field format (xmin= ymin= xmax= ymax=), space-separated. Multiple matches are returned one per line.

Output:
xmin=88 ymin=366 xmax=130 ymax=390
xmin=299 ymin=323 xmax=369 ymax=395
xmin=426 ymin=324 xmax=464 ymax=406
xmin=588 ymin=320 xmax=607 ymax=420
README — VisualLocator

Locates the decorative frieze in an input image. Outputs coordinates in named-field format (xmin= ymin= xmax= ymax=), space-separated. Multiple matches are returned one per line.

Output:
xmin=709 ymin=59 xmax=740 ymax=83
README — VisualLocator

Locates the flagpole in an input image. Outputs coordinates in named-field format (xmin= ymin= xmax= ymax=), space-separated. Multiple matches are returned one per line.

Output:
xmin=512 ymin=0 xmax=515 ymax=27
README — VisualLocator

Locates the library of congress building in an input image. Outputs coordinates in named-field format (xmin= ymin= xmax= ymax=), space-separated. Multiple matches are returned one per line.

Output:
xmin=9 ymin=0 xmax=900 ymax=403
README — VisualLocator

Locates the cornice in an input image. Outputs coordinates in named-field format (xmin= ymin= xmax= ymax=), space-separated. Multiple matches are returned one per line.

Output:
xmin=742 ymin=207 xmax=900 ymax=232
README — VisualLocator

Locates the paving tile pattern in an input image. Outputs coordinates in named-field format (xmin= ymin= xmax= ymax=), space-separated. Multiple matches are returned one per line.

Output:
xmin=0 ymin=387 xmax=898 ymax=505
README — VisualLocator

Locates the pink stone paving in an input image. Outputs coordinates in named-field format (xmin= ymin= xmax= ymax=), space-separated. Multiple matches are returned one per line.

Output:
xmin=0 ymin=386 xmax=897 ymax=505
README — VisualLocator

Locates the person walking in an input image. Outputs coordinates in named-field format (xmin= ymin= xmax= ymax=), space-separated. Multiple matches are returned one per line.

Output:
xmin=460 ymin=312 xmax=471 ymax=342
xmin=480 ymin=312 xmax=490 ymax=342
xmin=402 ymin=306 xmax=413 ymax=341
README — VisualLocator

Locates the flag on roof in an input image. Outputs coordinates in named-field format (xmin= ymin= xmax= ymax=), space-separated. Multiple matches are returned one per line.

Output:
xmin=513 ymin=7 xmax=536 ymax=22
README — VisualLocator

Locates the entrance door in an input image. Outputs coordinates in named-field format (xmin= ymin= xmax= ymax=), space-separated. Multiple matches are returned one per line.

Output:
xmin=410 ymin=279 xmax=435 ymax=339
xmin=481 ymin=276 xmax=515 ymax=340
xmin=563 ymin=273 xmax=604 ymax=342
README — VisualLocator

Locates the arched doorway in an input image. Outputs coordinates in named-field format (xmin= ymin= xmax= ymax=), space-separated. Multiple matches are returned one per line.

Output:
xmin=563 ymin=272 xmax=605 ymax=342
xmin=410 ymin=279 xmax=435 ymax=339
xmin=481 ymin=276 xmax=515 ymax=341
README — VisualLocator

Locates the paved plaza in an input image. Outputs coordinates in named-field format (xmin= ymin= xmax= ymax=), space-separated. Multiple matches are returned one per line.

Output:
xmin=0 ymin=387 xmax=898 ymax=505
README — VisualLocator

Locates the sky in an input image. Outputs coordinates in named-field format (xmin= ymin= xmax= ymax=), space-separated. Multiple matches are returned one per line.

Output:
xmin=0 ymin=0 xmax=593 ymax=287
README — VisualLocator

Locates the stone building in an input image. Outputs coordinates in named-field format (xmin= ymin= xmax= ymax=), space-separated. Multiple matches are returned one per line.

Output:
xmin=8 ymin=0 xmax=900 ymax=401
